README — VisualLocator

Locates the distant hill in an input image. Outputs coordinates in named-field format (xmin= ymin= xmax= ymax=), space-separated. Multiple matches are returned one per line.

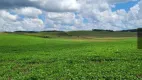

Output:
xmin=67 ymin=31 xmax=136 ymax=37
xmin=92 ymin=29 xmax=138 ymax=32
xmin=3 ymin=29 xmax=137 ymax=38
xmin=92 ymin=29 xmax=114 ymax=32
xmin=118 ymin=29 xmax=137 ymax=32
xmin=14 ymin=31 xmax=38 ymax=33
xmin=11 ymin=31 xmax=70 ymax=38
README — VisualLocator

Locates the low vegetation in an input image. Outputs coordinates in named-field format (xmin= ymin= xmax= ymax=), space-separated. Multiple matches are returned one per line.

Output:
xmin=4 ymin=30 xmax=137 ymax=38
xmin=0 ymin=32 xmax=141 ymax=80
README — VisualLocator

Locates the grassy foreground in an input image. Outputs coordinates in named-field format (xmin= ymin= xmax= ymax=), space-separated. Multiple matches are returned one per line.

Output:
xmin=0 ymin=34 xmax=142 ymax=80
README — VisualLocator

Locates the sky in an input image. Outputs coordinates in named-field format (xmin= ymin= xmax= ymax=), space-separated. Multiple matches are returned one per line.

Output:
xmin=0 ymin=0 xmax=142 ymax=32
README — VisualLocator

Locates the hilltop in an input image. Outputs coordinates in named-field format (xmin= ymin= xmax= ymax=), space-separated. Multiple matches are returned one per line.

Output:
xmin=2 ymin=29 xmax=137 ymax=38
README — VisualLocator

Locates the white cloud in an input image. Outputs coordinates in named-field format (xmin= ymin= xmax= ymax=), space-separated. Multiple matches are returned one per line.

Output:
xmin=38 ymin=0 xmax=80 ymax=12
xmin=107 ymin=0 xmax=136 ymax=4
xmin=0 ymin=10 xmax=18 ymax=21
xmin=72 ymin=0 xmax=142 ymax=31
xmin=0 ymin=0 xmax=142 ymax=31
xmin=14 ymin=7 xmax=42 ymax=18
xmin=47 ymin=12 xmax=76 ymax=25
xmin=0 ymin=10 xmax=44 ymax=32
xmin=0 ymin=0 xmax=80 ymax=12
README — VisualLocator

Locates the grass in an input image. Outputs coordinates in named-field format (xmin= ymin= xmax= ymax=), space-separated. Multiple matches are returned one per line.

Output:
xmin=5 ymin=31 xmax=137 ymax=38
xmin=0 ymin=33 xmax=142 ymax=80
xmin=68 ymin=31 xmax=137 ymax=37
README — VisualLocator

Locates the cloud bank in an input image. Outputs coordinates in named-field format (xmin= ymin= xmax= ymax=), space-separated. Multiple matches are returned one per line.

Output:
xmin=0 ymin=0 xmax=142 ymax=31
xmin=0 ymin=0 xmax=80 ymax=12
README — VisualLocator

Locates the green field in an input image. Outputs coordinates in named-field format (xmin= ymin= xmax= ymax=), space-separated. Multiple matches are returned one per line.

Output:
xmin=0 ymin=33 xmax=142 ymax=80
xmin=8 ymin=31 xmax=137 ymax=38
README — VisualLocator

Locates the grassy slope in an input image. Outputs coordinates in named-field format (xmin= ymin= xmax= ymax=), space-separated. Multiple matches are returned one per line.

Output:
xmin=12 ymin=31 xmax=70 ymax=38
xmin=0 ymin=34 xmax=142 ymax=80
xmin=6 ymin=31 xmax=137 ymax=38
xmin=67 ymin=31 xmax=137 ymax=37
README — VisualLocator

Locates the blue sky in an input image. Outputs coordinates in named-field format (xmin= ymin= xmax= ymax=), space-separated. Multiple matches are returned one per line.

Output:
xmin=112 ymin=0 xmax=140 ymax=12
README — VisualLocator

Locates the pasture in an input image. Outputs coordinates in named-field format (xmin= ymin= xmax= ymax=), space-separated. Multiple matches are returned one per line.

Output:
xmin=0 ymin=33 xmax=142 ymax=80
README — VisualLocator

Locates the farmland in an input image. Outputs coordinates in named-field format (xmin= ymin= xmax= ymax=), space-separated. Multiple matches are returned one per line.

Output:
xmin=0 ymin=32 xmax=142 ymax=80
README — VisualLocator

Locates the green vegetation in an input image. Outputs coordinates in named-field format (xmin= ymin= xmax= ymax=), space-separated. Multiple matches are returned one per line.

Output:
xmin=5 ymin=30 xmax=137 ymax=38
xmin=0 ymin=32 xmax=141 ymax=80
xmin=68 ymin=31 xmax=136 ymax=37
xmin=13 ymin=31 xmax=70 ymax=38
